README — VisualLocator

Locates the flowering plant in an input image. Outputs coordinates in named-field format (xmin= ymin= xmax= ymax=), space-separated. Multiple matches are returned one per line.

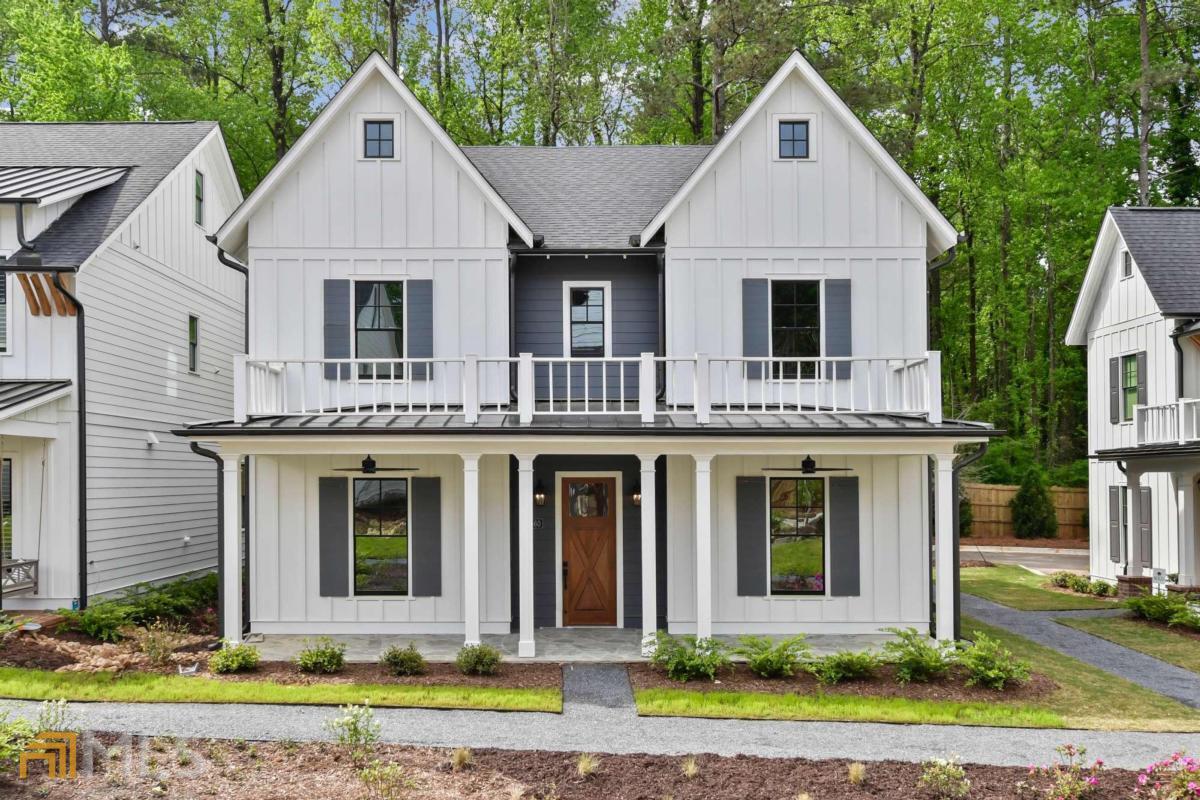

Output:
xmin=1136 ymin=752 xmax=1200 ymax=799
xmin=1017 ymin=744 xmax=1103 ymax=800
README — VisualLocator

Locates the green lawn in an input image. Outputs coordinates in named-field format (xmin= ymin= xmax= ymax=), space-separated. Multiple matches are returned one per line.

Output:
xmin=1057 ymin=615 xmax=1200 ymax=675
xmin=0 ymin=667 xmax=561 ymax=712
xmin=960 ymin=565 xmax=1118 ymax=611
xmin=634 ymin=615 xmax=1200 ymax=731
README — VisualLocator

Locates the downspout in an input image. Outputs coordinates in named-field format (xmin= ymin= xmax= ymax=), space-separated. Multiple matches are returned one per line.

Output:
xmin=205 ymin=235 xmax=249 ymax=355
xmin=51 ymin=271 xmax=88 ymax=610
xmin=656 ymin=252 xmax=666 ymax=399
xmin=951 ymin=441 xmax=989 ymax=640
xmin=508 ymin=252 xmax=518 ymax=403
xmin=190 ymin=442 xmax=227 ymax=645
xmin=1170 ymin=320 xmax=1196 ymax=401
xmin=926 ymin=235 xmax=966 ymax=349
xmin=13 ymin=201 xmax=36 ymax=252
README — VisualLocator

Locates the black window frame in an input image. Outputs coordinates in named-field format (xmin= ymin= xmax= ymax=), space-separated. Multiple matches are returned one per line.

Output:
xmin=352 ymin=477 xmax=410 ymax=596
xmin=1121 ymin=353 xmax=1138 ymax=422
xmin=353 ymin=280 xmax=405 ymax=380
xmin=363 ymin=120 xmax=395 ymax=159
xmin=770 ymin=279 xmax=821 ymax=379
xmin=1121 ymin=250 xmax=1133 ymax=279
xmin=1 ymin=457 xmax=11 ymax=562
xmin=568 ymin=285 xmax=607 ymax=358
xmin=778 ymin=120 xmax=811 ymax=159
xmin=187 ymin=314 xmax=199 ymax=373
xmin=194 ymin=170 xmax=204 ymax=227
xmin=767 ymin=476 xmax=826 ymax=596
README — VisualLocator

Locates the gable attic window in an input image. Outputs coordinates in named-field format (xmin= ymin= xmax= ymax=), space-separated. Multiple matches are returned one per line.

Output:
xmin=1121 ymin=250 xmax=1133 ymax=279
xmin=364 ymin=120 xmax=395 ymax=159
xmin=779 ymin=120 xmax=810 ymax=159
xmin=194 ymin=170 xmax=204 ymax=227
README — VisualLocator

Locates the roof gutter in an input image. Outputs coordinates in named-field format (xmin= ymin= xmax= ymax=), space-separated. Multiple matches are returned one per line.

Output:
xmin=205 ymin=235 xmax=249 ymax=354
xmin=12 ymin=201 xmax=36 ymax=253
xmin=1170 ymin=319 xmax=1197 ymax=401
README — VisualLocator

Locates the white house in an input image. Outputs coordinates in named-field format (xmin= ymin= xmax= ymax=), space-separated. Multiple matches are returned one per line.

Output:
xmin=183 ymin=52 xmax=993 ymax=657
xmin=0 ymin=122 xmax=244 ymax=611
xmin=1067 ymin=207 xmax=1200 ymax=591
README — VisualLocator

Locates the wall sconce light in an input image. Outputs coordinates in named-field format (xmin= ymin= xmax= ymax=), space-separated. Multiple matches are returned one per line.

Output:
xmin=533 ymin=479 xmax=547 ymax=507
xmin=631 ymin=480 xmax=642 ymax=507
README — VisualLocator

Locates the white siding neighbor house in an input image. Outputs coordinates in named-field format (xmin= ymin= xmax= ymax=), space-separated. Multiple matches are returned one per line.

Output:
xmin=1067 ymin=207 xmax=1200 ymax=592
xmin=0 ymin=122 xmax=244 ymax=610
xmin=184 ymin=51 xmax=993 ymax=657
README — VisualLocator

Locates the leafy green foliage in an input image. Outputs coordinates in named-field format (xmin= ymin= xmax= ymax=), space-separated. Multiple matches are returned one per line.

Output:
xmin=209 ymin=641 xmax=261 ymax=674
xmin=881 ymin=628 xmax=955 ymax=684
xmin=804 ymin=651 xmax=879 ymax=685
xmin=650 ymin=633 xmax=730 ymax=682
xmin=380 ymin=644 xmax=427 ymax=677
xmin=58 ymin=603 xmax=134 ymax=644
xmin=455 ymin=644 xmax=502 ymax=676
xmin=1050 ymin=572 xmax=1116 ymax=598
xmin=959 ymin=633 xmax=1031 ymax=690
xmin=296 ymin=637 xmax=347 ymax=674
xmin=324 ymin=701 xmax=380 ymax=764
xmin=918 ymin=757 xmax=971 ymax=799
xmin=58 ymin=574 xmax=218 ymax=643
xmin=0 ymin=710 xmax=35 ymax=771
xmin=1127 ymin=592 xmax=1200 ymax=632
xmin=1010 ymin=470 xmax=1058 ymax=540
xmin=734 ymin=635 xmax=810 ymax=679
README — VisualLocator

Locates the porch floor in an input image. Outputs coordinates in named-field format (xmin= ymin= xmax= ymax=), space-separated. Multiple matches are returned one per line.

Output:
xmin=249 ymin=628 xmax=898 ymax=663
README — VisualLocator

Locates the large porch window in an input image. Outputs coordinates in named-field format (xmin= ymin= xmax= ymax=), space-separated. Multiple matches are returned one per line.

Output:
xmin=768 ymin=477 xmax=825 ymax=595
xmin=353 ymin=478 xmax=408 ymax=595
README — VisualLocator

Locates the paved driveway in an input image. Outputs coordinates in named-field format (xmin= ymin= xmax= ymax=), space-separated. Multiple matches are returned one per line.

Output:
xmin=960 ymin=546 xmax=1089 ymax=572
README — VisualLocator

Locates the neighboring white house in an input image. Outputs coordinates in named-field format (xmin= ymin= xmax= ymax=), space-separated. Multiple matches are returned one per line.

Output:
xmin=183 ymin=51 xmax=993 ymax=657
xmin=1067 ymin=207 xmax=1200 ymax=590
xmin=0 ymin=122 xmax=244 ymax=610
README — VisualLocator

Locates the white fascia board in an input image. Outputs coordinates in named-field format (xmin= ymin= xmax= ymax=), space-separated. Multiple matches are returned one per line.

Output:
xmin=1065 ymin=211 xmax=1118 ymax=346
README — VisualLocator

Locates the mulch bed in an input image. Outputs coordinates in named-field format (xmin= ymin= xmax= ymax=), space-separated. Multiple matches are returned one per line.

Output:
xmin=214 ymin=660 xmax=563 ymax=689
xmin=0 ymin=734 xmax=1145 ymax=799
xmin=0 ymin=632 xmax=78 ymax=670
xmin=627 ymin=662 xmax=1058 ymax=703
xmin=960 ymin=559 xmax=995 ymax=568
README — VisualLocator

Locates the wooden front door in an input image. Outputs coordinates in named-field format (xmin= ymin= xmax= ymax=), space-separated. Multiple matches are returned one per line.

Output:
xmin=561 ymin=477 xmax=618 ymax=626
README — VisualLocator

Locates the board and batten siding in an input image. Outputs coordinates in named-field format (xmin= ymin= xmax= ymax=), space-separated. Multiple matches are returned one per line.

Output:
xmin=78 ymin=130 xmax=244 ymax=596
xmin=1083 ymin=230 xmax=1179 ymax=580
xmin=250 ymin=454 xmax=510 ymax=633
xmin=665 ymin=453 xmax=929 ymax=634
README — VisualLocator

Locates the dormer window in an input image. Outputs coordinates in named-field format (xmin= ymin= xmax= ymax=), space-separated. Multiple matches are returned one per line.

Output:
xmin=779 ymin=120 xmax=810 ymax=159
xmin=364 ymin=120 xmax=395 ymax=159
xmin=1121 ymin=250 xmax=1133 ymax=279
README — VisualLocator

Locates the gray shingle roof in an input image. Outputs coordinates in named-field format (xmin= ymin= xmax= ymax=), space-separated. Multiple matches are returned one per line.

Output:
xmin=462 ymin=146 xmax=712 ymax=249
xmin=1109 ymin=207 xmax=1200 ymax=316
xmin=0 ymin=122 xmax=217 ymax=268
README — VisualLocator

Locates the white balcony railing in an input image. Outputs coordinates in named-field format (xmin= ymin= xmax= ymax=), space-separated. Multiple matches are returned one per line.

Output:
xmin=234 ymin=351 xmax=943 ymax=425
xmin=1135 ymin=398 xmax=1200 ymax=445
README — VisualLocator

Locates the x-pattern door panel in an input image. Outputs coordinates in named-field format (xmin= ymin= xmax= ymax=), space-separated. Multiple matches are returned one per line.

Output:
xmin=562 ymin=477 xmax=617 ymax=626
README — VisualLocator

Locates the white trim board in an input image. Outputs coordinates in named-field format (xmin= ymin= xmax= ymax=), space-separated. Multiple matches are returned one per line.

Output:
xmin=561 ymin=280 xmax=613 ymax=358
xmin=553 ymin=470 xmax=624 ymax=629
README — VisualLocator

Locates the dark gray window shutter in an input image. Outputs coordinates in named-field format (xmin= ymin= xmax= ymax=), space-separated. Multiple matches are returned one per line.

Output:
xmin=408 ymin=279 xmax=433 ymax=381
xmin=318 ymin=477 xmax=350 ymax=597
xmin=323 ymin=280 xmax=351 ymax=380
xmin=829 ymin=476 xmax=860 ymax=596
xmin=742 ymin=279 xmax=768 ymax=380
xmin=735 ymin=476 xmax=767 ymax=596
xmin=1136 ymin=351 xmax=1147 ymax=407
xmin=1109 ymin=357 xmax=1119 ymax=424
xmin=410 ymin=477 xmax=442 ymax=596
xmin=825 ymin=279 xmax=852 ymax=379
xmin=1108 ymin=486 xmax=1122 ymax=563
xmin=1138 ymin=485 xmax=1153 ymax=568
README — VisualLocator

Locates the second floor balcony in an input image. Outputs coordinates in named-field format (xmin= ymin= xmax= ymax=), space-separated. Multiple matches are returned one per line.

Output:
xmin=234 ymin=352 xmax=945 ymax=426
xmin=1136 ymin=399 xmax=1200 ymax=446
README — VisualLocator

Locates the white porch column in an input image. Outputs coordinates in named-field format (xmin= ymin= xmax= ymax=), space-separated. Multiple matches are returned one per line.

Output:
xmin=221 ymin=454 xmax=243 ymax=644
xmin=462 ymin=453 xmax=482 ymax=646
xmin=934 ymin=453 xmax=955 ymax=642
xmin=516 ymin=455 xmax=536 ymax=657
xmin=1176 ymin=472 xmax=1198 ymax=586
xmin=1127 ymin=469 xmax=1143 ymax=574
xmin=638 ymin=454 xmax=659 ymax=645
xmin=694 ymin=453 xmax=714 ymax=640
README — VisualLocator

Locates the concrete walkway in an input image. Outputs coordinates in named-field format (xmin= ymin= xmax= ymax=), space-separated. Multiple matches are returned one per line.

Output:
xmin=962 ymin=594 xmax=1200 ymax=708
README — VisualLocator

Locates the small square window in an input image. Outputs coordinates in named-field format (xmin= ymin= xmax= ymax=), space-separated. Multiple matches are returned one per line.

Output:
xmin=1121 ymin=250 xmax=1133 ymax=279
xmin=779 ymin=120 xmax=810 ymax=159
xmin=194 ymin=171 xmax=204 ymax=226
xmin=364 ymin=120 xmax=394 ymax=159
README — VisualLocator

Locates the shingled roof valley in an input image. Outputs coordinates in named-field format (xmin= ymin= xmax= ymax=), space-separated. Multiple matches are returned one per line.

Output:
xmin=0 ymin=122 xmax=216 ymax=267
xmin=1109 ymin=207 xmax=1200 ymax=316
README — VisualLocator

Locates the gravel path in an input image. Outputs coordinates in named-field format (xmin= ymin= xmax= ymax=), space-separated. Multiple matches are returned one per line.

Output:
xmin=962 ymin=594 xmax=1200 ymax=708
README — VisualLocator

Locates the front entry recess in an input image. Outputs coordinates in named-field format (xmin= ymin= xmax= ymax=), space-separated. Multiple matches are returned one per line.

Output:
xmin=561 ymin=477 xmax=617 ymax=625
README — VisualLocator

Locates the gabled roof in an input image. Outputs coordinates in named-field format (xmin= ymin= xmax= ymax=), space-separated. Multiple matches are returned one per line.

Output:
xmin=0 ymin=166 xmax=127 ymax=205
xmin=463 ymin=145 xmax=710 ymax=249
xmin=0 ymin=122 xmax=218 ymax=268
xmin=216 ymin=53 xmax=535 ymax=252
xmin=1066 ymin=207 xmax=1200 ymax=346
xmin=636 ymin=51 xmax=959 ymax=256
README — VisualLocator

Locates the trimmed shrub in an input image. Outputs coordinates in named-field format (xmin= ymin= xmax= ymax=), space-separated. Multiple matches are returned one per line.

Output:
xmin=58 ymin=602 xmax=134 ymax=643
xmin=734 ymin=635 xmax=809 ymax=679
xmin=209 ymin=641 xmax=260 ymax=674
xmin=959 ymin=633 xmax=1030 ymax=690
xmin=650 ymin=633 xmax=730 ymax=682
xmin=1127 ymin=591 xmax=1189 ymax=624
xmin=455 ymin=644 xmax=502 ymax=676
xmin=1049 ymin=571 xmax=1073 ymax=588
xmin=296 ymin=637 xmax=347 ymax=674
xmin=1010 ymin=470 xmax=1057 ymax=539
xmin=881 ymin=627 xmax=954 ymax=684
xmin=805 ymin=650 xmax=879 ymax=685
xmin=1087 ymin=579 xmax=1116 ymax=598
xmin=917 ymin=757 xmax=970 ymax=799
xmin=380 ymin=643 xmax=427 ymax=676
xmin=58 ymin=573 xmax=219 ymax=642
xmin=0 ymin=711 xmax=35 ymax=772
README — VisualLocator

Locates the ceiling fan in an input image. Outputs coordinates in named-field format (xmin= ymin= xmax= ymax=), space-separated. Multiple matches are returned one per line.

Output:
xmin=333 ymin=455 xmax=419 ymax=474
xmin=763 ymin=455 xmax=853 ymax=475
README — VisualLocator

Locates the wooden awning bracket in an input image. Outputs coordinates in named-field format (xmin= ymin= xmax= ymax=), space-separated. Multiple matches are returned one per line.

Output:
xmin=12 ymin=272 xmax=75 ymax=317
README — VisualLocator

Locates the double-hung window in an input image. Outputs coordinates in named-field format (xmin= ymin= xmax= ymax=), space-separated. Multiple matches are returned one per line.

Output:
xmin=354 ymin=281 xmax=404 ymax=379
xmin=1121 ymin=353 xmax=1139 ymax=422
xmin=771 ymin=280 xmax=821 ymax=379
xmin=769 ymin=477 xmax=825 ymax=595
xmin=353 ymin=478 xmax=408 ymax=595
xmin=567 ymin=286 xmax=607 ymax=357
xmin=1 ymin=458 xmax=11 ymax=562
xmin=194 ymin=171 xmax=205 ymax=227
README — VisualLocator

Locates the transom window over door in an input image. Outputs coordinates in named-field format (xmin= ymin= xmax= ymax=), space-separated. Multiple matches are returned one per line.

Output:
xmin=769 ymin=477 xmax=825 ymax=595
xmin=353 ymin=478 xmax=408 ymax=595
xmin=771 ymin=280 xmax=821 ymax=379
xmin=1121 ymin=353 xmax=1139 ymax=421
xmin=568 ymin=287 xmax=606 ymax=357
xmin=355 ymin=281 xmax=404 ymax=379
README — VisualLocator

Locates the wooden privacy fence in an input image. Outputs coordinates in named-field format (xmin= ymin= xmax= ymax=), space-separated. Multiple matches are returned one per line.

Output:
xmin=963 ymin=482 xmax=1089 ymax=541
